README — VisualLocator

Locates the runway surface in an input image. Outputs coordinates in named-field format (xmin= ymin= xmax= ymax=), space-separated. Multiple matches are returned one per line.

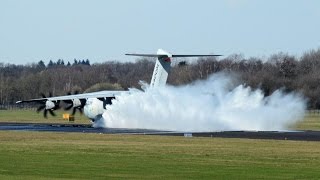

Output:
xmin=1 ymin=122 xmax=320 ymax=141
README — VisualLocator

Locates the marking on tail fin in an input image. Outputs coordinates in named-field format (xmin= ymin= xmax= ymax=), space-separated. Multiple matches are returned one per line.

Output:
xmin=149 ymin=49 xmax=172 ymax=88
xmin=150 ymin=57 xmax=171 ymax=88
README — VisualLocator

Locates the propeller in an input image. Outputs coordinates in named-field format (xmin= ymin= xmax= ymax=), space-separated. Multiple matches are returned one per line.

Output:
xmin=36 ymin=93 xmax=60 ymax=118
xmin=98 ymin=97 xmax=114 ymax=109
xmin=63 ymin=91 xmax=86 ymax=115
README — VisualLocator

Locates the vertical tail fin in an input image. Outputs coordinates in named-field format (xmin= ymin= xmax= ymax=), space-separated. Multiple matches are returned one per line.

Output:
xmin=150 ymin=49 xmax=172 ymax=87
xmin=125 ymin=49 xmax=172 ymax=88
xmin=125 ymin=49 xmax=222 ymax=88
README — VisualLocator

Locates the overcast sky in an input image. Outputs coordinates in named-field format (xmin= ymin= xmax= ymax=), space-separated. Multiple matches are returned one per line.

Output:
xmin=0 ymin=0 xmax=319 ymax=64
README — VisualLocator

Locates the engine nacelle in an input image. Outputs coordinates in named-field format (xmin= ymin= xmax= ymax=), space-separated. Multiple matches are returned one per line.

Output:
xmin=83 ymin=98 xmax=105 ymax=121
xmin=45 ymin=100 xmax=55 ymax=110
xmin=72 ymin=99 xmax=82 ymax=108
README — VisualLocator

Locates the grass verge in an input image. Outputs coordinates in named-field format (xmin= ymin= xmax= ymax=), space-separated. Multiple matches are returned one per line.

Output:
xmin=0 ymin=109 xmax=90 ymax=124
xmin=0 ymin=131 xmax=320 ymax=179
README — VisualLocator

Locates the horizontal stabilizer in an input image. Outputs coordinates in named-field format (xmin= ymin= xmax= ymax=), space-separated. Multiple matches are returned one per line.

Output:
xmin=125 ymin=54 xmax=161 ymax=57
xmin=125 ymin=54 xmax=222 ymax=57
xmin=172 ymin=54 xmax=222 ymax=57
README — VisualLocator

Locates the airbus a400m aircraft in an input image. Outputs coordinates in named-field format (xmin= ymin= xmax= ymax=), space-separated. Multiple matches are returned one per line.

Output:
xmin=17 ymin=49 xmax=221 ymax=123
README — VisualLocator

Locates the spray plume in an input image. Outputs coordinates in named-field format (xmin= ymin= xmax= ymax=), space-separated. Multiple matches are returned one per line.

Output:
xmin=94 ymin=73 xmax=306 ymax=131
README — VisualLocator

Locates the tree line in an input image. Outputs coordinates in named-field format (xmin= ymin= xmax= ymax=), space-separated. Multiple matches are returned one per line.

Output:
xmin=38 ymin=59 xmax=91 ymax=68
xmin=1 ymin=48 xmax=320 ymax=109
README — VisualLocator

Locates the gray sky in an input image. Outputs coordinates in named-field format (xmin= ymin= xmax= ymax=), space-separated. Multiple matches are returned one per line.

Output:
xmin=0 ymin=0 xmax=319 ymax=64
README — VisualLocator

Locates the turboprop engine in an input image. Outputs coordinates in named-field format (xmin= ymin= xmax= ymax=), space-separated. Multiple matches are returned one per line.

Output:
xmin=36 ymin=93 xmax=60 ymax=118
xmin=83 ymin=98 xmax=106 ymax=122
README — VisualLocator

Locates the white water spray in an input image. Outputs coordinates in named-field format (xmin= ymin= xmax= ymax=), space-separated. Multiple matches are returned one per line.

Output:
xmin=95 ymin=73 xmax=306 ymax=131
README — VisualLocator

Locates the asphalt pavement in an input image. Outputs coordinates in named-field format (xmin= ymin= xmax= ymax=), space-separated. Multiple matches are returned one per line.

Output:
xmin=1 ymin=122 xmax=320 ymax=141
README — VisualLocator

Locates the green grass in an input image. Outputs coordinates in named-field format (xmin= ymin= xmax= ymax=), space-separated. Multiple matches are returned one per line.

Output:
xmin=0 ymin=109 xmax=90 ymax=124
xmin=1 ymin=109 xmax=320 ymax=179
xmin=294 ymin=112 xmax=320 ymax=130
xmin=0 ymin=131 xmax=320 ymax=179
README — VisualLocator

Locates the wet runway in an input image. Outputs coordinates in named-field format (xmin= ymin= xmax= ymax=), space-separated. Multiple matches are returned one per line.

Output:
xmin=0 ymin=122 xmax=170 ymax=134
xmin=1 ymin=122 xmax=320 ymax=141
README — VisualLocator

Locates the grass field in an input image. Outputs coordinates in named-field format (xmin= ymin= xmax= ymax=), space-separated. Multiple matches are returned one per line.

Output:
xmin=294 ymin=112 xmax=320 ymax=130
xmin=0 ymin=131 xmax=320 ymax=179
xmin=0 ymin=109 xmax=320 ymax=179
xmin=0 ymin=109 xmax=90 ymax=124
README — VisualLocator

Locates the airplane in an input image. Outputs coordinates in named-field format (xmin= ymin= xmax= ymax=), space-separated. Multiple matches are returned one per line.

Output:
xmin=16 ymin=49 xmax=221 ymax=123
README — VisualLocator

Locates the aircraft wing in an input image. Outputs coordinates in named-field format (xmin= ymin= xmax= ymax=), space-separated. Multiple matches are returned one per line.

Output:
xmin=16 ymin=90 xmax=127 ymax=104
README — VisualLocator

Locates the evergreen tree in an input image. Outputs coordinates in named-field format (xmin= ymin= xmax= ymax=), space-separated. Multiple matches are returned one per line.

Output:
xmin=73 ymin=59 xmax=78 ymax=66
xmin=57 ymin=59 xmax=62 ymax=65
xmin=85 ymin=59 xmax=90 ymax=66
xmin=48 ymin=60 xmax=54 ymax=67
xmin=37 ymin=60 xmax=46 ymax=69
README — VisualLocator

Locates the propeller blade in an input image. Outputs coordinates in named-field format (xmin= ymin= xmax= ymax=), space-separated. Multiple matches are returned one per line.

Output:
xmin=37 ymin=93 xmax=59 ymax=119
xmin=41 ymin=93 xmax=46 ymax=98
xmin=44 ymin=110 xmax=48 ymax=118
xmin=36 ymin=105 xmax=45 ymax=113
xmin=78 ymin=108 xmax=83 ymax=114
xmin=54 ymin=100 xmax=60 ymax=110
xmin=64 ymin=104 xmax=73 ymax=111
xmin=63 ymin=92 xmax=85 ymax=116
xmin=72 ymin=108 xmax=77 ymax=115
xmin=49 ymin=110 xmax=56 ymax=116
xmin=38 ymin=100 xmax=46 ymax=104
xmin=63 ymin=99 xmax=72 ymax=104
